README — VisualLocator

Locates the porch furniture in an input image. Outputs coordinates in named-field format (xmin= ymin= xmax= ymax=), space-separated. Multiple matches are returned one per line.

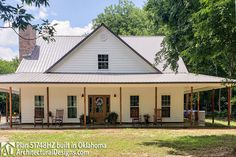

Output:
xmin=8 ymin=115 xmax=21 ymax=124
xmin=53 ymin=109 xmax=64 ymax=126
xmin=34 ymin=108 xmax=44 ymax=128
xmin=132 ymin=115 xmax=142 ymax=126
xmin=153 ymin=109 xmax=162 ymax=126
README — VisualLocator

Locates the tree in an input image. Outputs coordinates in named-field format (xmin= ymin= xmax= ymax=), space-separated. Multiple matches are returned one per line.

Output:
xmin=0 ymin=0 xmax=56 ymax=41
xmin=146 ymin=0 xmax=236 ymax=78
xmin=0 ymin=57 xmax=20 ymax=115
xmin=0 ymin=57 xmax=19 ymax=74
xmin=92 ymin=0 xmax=161 ymax=36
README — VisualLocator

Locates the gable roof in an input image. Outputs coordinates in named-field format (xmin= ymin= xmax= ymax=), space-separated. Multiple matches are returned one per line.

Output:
xmin=16 ymin=26 xmax=188 ymax=73
xmin=45 ymin=24 xmax=161 ymax=73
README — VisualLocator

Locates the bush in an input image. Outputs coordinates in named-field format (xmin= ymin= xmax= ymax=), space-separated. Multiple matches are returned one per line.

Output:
xmin=79 ymin=114 xmax=90 ymax=124
xmin=107 ymin=112 xmax=118 ymax=124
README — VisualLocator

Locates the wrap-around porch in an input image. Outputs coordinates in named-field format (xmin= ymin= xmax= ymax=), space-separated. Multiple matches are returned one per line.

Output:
xmin=0 ymin=83 xmax=233 ymax=129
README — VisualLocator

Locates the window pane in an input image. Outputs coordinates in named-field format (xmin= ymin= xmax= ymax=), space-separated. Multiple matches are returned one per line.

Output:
xmin=95 ymin=97 xmax=103 ymax=113
xmin=162 ymin=95 xmax=171 ymax=106
xmin=130 ymin=107 xmax=139 ymax=118
xmin=106 ymin=97 xmax=110 ymax=113
xmin=162 ymin=107 xmax=170 ymax=117
xmin=161 ymin=95 xmax=170 ymax=117
xmin=130 ymin=96 xmax=139 ymax=107
xmin=68 ymin=96 xmax=77 ymax=118
xmin=98 ymin=54 xmax=109 ymax=69
xmin=130 ymin=96 xmax=139 ymax=118
xmin=89 ymin=96 xmax=93 ymax=113
xmin=35 ymin=96 xmax=44 ymax=118
xmin=35 ymin=96 xmax=44 ymax=107
xmin=68 ymin=108 xmax=77 ymax=118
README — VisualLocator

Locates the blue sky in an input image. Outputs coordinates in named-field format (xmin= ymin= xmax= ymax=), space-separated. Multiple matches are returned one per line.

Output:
xmin=0 ymin=0 xmax=146 ymax=60
xmin=47 ymin=0 xmax=146 ymax=27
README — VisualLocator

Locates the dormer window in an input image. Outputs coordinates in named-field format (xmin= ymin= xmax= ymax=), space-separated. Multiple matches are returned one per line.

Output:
xmin=98 ymin=54 xmax=109 ymax=70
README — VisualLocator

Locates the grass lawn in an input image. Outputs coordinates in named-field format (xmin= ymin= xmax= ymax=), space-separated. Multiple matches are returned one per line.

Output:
xmin=205 ymin=118 xmax=236 ymax=127
xmin=0 ymin=129 xmax=236 ymax=157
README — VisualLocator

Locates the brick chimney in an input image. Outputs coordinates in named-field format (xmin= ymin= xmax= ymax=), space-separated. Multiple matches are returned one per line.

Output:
xmin=19 ymin=25 xmax=36 ymax=61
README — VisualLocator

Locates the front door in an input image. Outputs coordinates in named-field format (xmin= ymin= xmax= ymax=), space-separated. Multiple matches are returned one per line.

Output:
xmin=88 ymin=95 xmax=110 ymax=124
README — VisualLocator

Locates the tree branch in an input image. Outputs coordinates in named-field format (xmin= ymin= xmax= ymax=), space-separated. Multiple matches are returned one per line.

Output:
xmin=0 ymin=26 xmax=42 ymax=40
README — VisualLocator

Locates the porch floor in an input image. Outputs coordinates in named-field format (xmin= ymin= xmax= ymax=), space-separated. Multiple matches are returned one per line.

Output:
xmin=0 ymin=116 xmax=208 ymax=129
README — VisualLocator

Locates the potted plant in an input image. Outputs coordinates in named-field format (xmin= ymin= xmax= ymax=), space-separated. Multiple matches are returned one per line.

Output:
xmin=79 ymin=114 xmax=90 ymax=125
xmin=143 ymin=114 xmax=150 ymax=124
xmin=90 ymin=117 xmax=96 ymax=124
xmin=48 ymin=111 xmax=52 ymax=117
xmin=107 ymin=112 xmax=118 ymax=124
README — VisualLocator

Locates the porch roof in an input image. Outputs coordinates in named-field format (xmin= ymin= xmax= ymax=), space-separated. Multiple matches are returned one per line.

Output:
xmin=0 ymin=72 xmax=233 ymax=84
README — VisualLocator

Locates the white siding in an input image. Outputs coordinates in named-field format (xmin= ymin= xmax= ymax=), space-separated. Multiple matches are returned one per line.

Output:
xmin=21 ymin=87 xmax=47 ymax=123
xmin=20 ymin=86 xmax=184 ymax=123
xmin=50 ymin=27 xmax=157 ymax=73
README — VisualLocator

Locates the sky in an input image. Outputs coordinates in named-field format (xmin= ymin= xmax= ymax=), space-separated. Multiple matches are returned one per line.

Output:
xmin=0 ymin=0 xmax=146 ymax=61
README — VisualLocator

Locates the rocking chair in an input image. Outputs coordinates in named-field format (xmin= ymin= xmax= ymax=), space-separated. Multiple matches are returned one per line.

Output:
xmin=34 ymin=108 xmax=44 ymax=128
xmin=53 ymin=109 xmax=64 ymax=126
xmin=153 ymin=109 xmax=162 ymax=126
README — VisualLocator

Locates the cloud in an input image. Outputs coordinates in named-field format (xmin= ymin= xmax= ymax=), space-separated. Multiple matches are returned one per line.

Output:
xmin=38 ymin=7 xmax=48 ymax=19
xmin=51 ymin=20 xmax=93 ymax=36
xmin=24 ymin=5 xmax=37 ymax=11
xmin=0 ymin=28 xmax=18 ymax=47
xmin=0 ymin=23 xmax=18 ymax=61
xmin=0 ymin=47 xmax=18 ymax=61
xmin=23 ymin=4 xmax=48 ymax=20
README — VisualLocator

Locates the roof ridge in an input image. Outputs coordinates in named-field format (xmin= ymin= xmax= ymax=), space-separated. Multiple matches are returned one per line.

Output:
xmin=121 ymin=36 xmax=165 ymax=38
xmin=53 ymin=35 xmax=86 ymax=37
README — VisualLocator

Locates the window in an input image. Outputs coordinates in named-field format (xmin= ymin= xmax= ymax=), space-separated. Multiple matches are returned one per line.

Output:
xmin=98 ymin=54 xmax=108 ymax=69
xmin=106 ymin=97 xmax=110 ymax=113
xmin=89 ymin=96 xmax=93 ymax=113
xmin=130 ymin=96 xmax=139 ymax=118
xmin=161 ymin=95 xmax=171 ymax=117
xmin=35 ymin=96 xmax=44 ymax=118
xmin=67 ymin=96 xmax=77 ymax=118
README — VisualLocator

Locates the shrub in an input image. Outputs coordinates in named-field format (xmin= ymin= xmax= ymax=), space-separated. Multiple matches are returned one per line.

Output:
xmin=107 ymin=112 xmax=118 ymax=124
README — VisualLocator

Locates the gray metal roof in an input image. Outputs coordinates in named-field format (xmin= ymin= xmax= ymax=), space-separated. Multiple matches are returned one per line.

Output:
xmin=0 ymin=72 xmax=230 ymax=84
xmin=16 ymin=36 xmax=188 ymax=73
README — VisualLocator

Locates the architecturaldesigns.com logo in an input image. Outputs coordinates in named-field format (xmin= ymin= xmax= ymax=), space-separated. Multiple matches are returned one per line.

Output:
xmin=0 ymin=142 xmax=15 ymax=156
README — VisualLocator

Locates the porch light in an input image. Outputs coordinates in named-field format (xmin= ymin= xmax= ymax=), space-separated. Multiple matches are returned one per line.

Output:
xmin=114 ymin=94 xmax=116 ymax=97
xmin=81 ymin=94 xmax=84 ymax=97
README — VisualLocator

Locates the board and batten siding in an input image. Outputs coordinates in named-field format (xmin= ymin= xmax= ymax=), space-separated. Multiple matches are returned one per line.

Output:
xmin=20 ymin=86 xmax=184 ymax=123
xmin=49 ymin=27 xmax=157 ymax=73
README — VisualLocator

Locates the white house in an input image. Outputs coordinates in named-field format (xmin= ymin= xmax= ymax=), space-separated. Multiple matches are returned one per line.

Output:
xmin=0 ymin=24 xmax=234 ymax=127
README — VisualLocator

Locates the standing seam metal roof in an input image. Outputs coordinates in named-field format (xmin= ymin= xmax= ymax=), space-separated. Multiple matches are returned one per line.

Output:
xmin=0 ymin=73 xmax=231 ymax=84
xmin=16 ymin=35 xmax=188 ymax=73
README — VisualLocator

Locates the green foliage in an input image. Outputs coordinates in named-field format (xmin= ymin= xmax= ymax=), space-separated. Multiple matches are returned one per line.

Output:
xmin=146 ymin=0 xmax=236 ymax=78
xmin=79 ymin=114 xmax=90 ymax=124
xmin=0 ymin=0 xmax=56 ymax=42
xmin=92 ymin=0 xmax=161 ymax=35
xmin=0 ymin=93 xmax=19 ymax=115
xmin=0 ymin=58 xmax=20 ymax=114
xmin=107 ymin=112 xmax=118 ymax=124
xmin=0 ymin=57 xmax=19 ymax=74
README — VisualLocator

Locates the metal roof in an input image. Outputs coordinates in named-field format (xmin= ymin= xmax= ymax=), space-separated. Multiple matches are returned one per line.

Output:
xmin=0 ymin=73 xmax=231 ymax=84
xmin=16 ymin=36 xmax=188 ymax=73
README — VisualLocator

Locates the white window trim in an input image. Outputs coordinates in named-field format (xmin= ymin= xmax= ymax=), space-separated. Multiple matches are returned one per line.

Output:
xmin=161 ymin=95 xmax=171 ymax=118
xmin=98 ymin=54 xmax=109 ymax=71
xmin=67 ymin=96 xmax=77 ymax=119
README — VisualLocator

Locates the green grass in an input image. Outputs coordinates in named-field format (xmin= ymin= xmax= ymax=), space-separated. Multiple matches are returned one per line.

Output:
xmin=205 ymin=118 xmax=236 ymax=127
xmin=1 ymin=129 xmax=236 ymax=157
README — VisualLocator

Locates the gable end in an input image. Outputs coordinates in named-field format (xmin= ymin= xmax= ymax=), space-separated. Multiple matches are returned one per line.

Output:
xmin=45 ymin=24 xmax=162 ymax=74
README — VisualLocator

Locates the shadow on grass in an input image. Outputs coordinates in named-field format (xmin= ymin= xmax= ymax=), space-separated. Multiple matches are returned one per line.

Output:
xmin=141 ymin=135 xmax=236 ymax=156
